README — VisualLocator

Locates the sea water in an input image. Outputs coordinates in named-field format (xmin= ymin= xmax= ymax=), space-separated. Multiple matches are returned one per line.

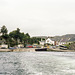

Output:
xmin=0 ymin=52 xmax=75 ymax=75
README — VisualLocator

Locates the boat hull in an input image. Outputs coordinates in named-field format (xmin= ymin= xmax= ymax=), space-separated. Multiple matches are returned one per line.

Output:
xmin=35 ymin=48 xmax=47 ymax=51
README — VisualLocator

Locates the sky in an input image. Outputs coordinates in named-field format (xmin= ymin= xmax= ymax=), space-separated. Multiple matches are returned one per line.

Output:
xmin=0 ymin=0 xmax=75 ymax=37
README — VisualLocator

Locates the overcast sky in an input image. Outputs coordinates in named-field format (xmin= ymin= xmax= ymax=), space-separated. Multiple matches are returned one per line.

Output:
xmin=0 ymin=0 xmax=75 ymax=36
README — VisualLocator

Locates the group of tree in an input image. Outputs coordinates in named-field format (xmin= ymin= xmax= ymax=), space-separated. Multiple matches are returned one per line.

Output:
xmin=0 ymin=25 xmax=41 ymax=47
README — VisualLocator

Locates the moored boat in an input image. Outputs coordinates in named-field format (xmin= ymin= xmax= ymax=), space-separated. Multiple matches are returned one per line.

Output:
xmin=35 ymin=48 xmax=47 ymax=51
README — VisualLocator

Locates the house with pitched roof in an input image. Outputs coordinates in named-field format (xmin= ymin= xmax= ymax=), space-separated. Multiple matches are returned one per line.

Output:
xmin=39 ymin=37 xmax=54 ymax=45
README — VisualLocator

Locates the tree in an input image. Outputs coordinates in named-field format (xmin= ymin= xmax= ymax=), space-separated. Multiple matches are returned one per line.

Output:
xmin=19 ymin=32 xmax=24 ymax=43
xmin=1 ymin=34 xmax=9 ymax=43
xmin=29 ymin=37 xmax=41 ymax=45
xmin=8 ymin=37 xmax=16 ymax=47
xmin=1 ymin=25 xmax=8 ymax=35
xmin=25 ymin=33 xmax=30 ymax=44
xmin=9 ymin=28 xmax=21 ymax=45
xmin=26 ymin=33 xmax=30 ymax=38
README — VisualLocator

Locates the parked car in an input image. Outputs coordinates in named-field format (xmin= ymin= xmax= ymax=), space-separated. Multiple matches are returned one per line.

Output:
xmin=26 ymin=45 xmax=33 ymax=48
xmin=9 ymin=47 xmax=16 ymax=50
xmin=33 ymin=45 xmax=37 ymax=48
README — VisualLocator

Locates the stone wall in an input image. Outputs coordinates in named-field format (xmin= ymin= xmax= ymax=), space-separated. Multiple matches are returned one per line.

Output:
xmin=13 ymin=48 xmax=35 ymax=52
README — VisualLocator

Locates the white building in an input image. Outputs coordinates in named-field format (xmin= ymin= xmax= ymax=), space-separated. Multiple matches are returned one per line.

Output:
xmin=0 ymin=44 xmax=8 ymax=49
xmin=45 ymin=38 xmax=54 ymax=45
xmin=18 ymin=44 xmax=24 ymax=48
xmin=39 ymin=41 xmax=45 ymax=45
xmin=58 ymin=42 xmax=66 ymax=45
xmin=39 ymin=38 xmax=54 ymax=45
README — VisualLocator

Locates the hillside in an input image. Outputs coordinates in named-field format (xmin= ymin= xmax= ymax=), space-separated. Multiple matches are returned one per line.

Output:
xmin=52 ymin=34 xmax=75 ymax=42
xmin=33 ymin=34 xmax=75 ymax=42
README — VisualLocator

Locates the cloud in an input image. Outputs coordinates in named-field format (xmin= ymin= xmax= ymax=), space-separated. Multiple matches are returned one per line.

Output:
xmin=0 ymin=0 xmax=75 ymax=36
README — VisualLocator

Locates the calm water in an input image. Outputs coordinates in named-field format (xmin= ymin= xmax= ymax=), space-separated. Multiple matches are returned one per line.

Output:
xmin=0 ymin=52 xmax=75 ymax=75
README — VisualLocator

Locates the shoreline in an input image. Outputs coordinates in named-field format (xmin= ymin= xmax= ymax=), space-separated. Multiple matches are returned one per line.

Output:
xmin=0 ymin=48 xmax=36 ymax=52
xmin=48 ymin=49 xmax=75 ymax=52
xmin=0 ymin=48 xmax=75 ymax=52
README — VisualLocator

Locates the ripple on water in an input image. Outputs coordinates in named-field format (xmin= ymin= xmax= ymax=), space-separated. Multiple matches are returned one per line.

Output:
xmin=0 ymin=52 xmax=75 ymax=75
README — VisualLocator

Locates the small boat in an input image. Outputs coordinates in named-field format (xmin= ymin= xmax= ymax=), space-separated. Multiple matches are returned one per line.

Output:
xmin=35 ymin=48 xmax=47 ymax=51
